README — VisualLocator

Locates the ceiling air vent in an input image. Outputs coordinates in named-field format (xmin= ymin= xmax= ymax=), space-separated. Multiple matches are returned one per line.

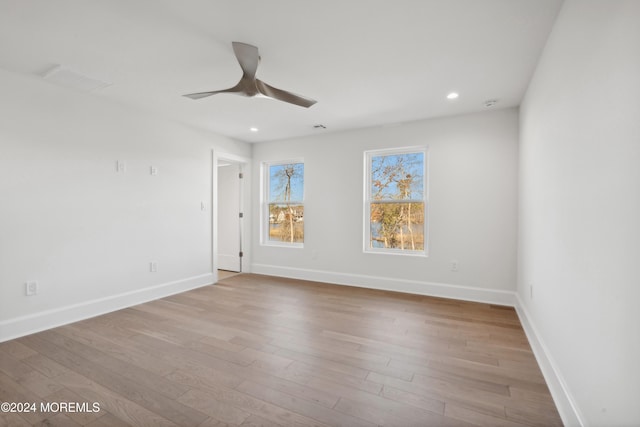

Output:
xmin=42 ymin=65 xmax=112 ymax=92
xmin=484 ymin=99 xmax=498 ymax=107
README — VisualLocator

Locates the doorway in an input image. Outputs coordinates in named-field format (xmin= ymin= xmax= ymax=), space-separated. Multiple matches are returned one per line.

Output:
xmin=214 ymin=152 xmax=248 ymax=279
xmin=217 ymin=160 xmax=242 ymax=272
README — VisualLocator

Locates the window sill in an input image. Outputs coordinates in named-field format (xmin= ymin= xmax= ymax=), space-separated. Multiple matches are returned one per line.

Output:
xmin=363 ymin=248 xmax=428 ymax=257
xmin=262 ymin=241 xmax=304 ymax=249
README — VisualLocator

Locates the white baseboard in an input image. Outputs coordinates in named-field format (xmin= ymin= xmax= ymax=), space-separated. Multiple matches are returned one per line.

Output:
xmin=514 ymin=294 xmax=584 ymax=427
xmin=251 ymin=263 xmax=516 ymax=306
xmin=0 ymin=273 xmax=215 ymax=343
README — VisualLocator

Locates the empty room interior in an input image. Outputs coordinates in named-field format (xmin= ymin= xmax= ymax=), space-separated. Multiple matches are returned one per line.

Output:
xmin=1 ymin=1 xmax=638 ymax=426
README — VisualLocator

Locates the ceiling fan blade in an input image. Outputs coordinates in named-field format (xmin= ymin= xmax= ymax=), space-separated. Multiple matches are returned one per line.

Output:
xmin=255 ymin=80 xmax=317 ymax=108
xmin=183 ymin=83 xmax=243 ymax=100
xmin=232 ymin=42 xmax=260 ymax=79
xmin=183 ymin=91 xmax=219 ymax=100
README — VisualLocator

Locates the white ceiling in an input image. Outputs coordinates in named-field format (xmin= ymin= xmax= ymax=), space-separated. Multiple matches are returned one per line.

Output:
xmin=0 ymin=0 xmax=563 ymax=143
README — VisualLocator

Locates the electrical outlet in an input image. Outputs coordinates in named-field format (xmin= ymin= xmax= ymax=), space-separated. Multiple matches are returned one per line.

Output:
xmin=451 ymin=260 xmax=459 ymax=272
xmin=116 ymin=160 xmax=126 ymax=173
xmin=150 ymin=166 xmax=158 ymax=175
xmin=150 ymin=261 xmax=158 ymax=272
xmin=25 ymin=281 xmax=38 ymax=296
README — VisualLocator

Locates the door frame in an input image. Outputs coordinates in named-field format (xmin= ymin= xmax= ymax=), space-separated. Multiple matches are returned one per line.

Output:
xmin=212 ymin=150 xmax=251 ymax=282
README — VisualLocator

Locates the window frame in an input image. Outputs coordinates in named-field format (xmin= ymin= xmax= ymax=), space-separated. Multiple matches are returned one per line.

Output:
xmin=261 ymin=159 xmax=305 ymax=248
xmin=363 ymin=146 xmax=428 ymax=256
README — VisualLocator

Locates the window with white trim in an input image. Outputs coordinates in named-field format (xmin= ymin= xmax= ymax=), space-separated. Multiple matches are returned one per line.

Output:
xmin=364 ymin=147 xmax=427 ymax=255
xmin=263 ymin=161 xmax=304 ymax=246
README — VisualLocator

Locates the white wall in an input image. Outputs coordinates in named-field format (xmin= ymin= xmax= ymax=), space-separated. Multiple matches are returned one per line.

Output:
xmin=518 ymin=1 xmax=640 ymax=425
xmin=0 ymin=68 xmax=251 ymax=341
xmin=252 ymin=108 xmax=519 ymax=303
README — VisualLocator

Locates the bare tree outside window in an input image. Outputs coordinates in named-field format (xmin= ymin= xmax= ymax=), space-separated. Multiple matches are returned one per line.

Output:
xmin=368 ymin=150 xmax=426 ymax=252
xmin=268 ymin=163 xmax=304 ymax=243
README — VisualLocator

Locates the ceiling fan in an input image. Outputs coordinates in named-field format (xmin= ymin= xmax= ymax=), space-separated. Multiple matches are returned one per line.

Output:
xmin=183 ymin=42 xmax=317 ymax=108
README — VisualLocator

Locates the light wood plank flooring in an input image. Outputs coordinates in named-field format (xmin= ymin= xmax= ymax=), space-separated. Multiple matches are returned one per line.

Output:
xmin=218 ymin=270 xmax=242 ymax=280
xmin=0 ymin=274 xmax=562 ymax=426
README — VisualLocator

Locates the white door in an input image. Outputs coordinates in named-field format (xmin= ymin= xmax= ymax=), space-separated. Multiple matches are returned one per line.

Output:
xmin=217 ymin=161 xmax=241 ymax=272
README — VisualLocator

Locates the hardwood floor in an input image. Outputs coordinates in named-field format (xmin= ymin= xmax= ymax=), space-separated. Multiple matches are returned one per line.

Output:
xmin=218 ymin=270 xmax=242 ymax=280
xmin=0 ymin=274 xmax=562 ymax=426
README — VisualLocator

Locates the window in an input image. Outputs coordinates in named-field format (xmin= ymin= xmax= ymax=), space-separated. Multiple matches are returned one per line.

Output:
xmin=263 ymin=161 xmax=304 ymax=246
xmin=364 ymin=147 xmax=427 ymax=255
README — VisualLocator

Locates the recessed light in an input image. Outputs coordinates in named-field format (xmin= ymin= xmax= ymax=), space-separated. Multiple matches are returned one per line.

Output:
xmin=446 ymin=92 xmax=459 ymax=100
xmin=250 ymin=127 xmax=259 ymax=132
